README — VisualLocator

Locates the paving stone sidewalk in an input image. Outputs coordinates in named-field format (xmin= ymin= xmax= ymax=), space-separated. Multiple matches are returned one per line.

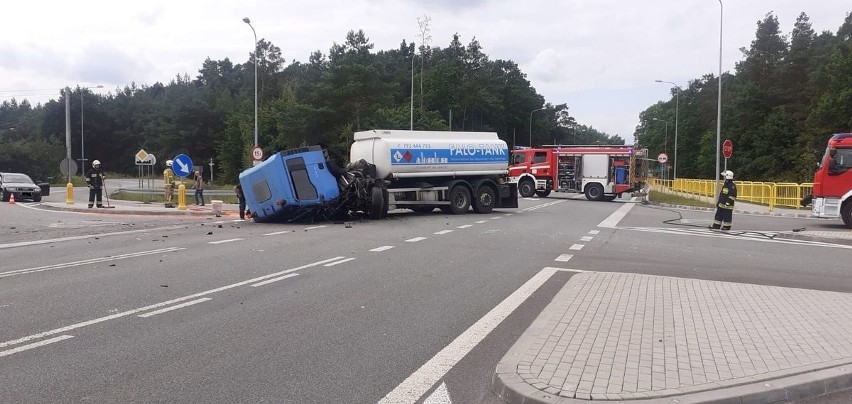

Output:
xmin=493 ymin=272 xmax=852 ymax=403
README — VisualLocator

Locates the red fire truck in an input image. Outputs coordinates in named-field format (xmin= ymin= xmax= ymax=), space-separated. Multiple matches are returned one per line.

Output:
xmin=804 ymin=133 xmax=852 ymax=227
xmin=509 ymin=145 xmax=646 ymax=201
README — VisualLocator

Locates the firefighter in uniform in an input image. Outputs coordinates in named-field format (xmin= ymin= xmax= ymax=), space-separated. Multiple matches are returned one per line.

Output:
xmin=163 ymin=160 xmax=176 ymax=208
xmin=86 ymin=160 xmax=105 ymax=208
xmin=711 ymin=170 xmax=737 ymax=230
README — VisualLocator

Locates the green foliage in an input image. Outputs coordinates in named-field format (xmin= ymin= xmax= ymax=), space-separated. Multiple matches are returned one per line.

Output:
xmin=638 ymin=11 xmax=852 ymax=181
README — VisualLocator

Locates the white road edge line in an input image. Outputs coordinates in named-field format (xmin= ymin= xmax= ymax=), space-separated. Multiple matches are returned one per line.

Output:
xmin=0 ymin=247 xmax=186 ymax=278
xmin=0 ymin=256 xmax=345 ymax=350
xmin=0 ymin=335 xmax=75 ymax=358
xmin=370 ymin=246 xmax=395 ymax=252
xmin=251 ymin=273 xmax=300 ymax=287
xmin=598 ymin=202 xmax=635 ymax=228
xmin=324 ymin=257 xmax=356 ymax=267
xmin=208 ymin=238 xmax=244 ymax=244
xmin=138 ymin=298 xmax=212 ymax=318
xmin=378 ymin=266 xmax=561 ymax=404
xmin=0 ymin=225 xmax=190 ymax=250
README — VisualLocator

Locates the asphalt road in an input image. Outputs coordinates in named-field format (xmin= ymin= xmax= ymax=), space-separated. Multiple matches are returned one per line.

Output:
xmin=1 ymin=194 xmax=850 ymax=403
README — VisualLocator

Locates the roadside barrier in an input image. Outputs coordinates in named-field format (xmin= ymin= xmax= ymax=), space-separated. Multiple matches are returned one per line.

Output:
xmin=650 ymin=177 xmax=813 ymax=213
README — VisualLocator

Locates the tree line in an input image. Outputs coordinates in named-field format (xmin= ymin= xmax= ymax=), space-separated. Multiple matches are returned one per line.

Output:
xmin=639 ymin=12 xmax=852 ymax=182
xmin=2 ymin=11 xmax=850 ymax=184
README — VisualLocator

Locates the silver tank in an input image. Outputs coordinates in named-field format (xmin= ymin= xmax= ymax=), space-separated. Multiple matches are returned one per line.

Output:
xmin=350 ymin=130 xmax=510 ymax=179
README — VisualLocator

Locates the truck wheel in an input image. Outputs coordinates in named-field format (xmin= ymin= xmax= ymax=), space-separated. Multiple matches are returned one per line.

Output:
xmin=449 ymin=185 xmax=471 ymax=214
xmin=585 ymin=183 xmax=605 ymax=201
xmin=472 ymin=185 xmax=496 ymax=214
xmin=519 ymin=179 xmax=536 ymax=197
xmin=535 ymin=189 xmax=551 ymax=198
xmin=369 ymin=187 xmax=385 ymax=219
xmin=841 ymin=201 xmax=852 ymax=228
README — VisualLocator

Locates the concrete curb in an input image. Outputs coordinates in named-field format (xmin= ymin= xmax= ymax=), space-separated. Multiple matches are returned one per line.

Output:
xmin=774 ymin=231 xmax=852 ymax=247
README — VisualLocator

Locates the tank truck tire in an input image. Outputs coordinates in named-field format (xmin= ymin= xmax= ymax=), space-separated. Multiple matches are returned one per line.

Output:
xmin=841 ymin=201 xmax=852 ymax=228
xmin=535 ymin=189 xmax=551 ymax=198
xmin=449 ymin=185 xmax=471 ymax=214
xmin=472 ymin=185 xmax=496 ymax=214
xmin=585 ymin=183 xmax=605 ymax=201
xmin=519 ymin=179 xmax=536 ymax=198
xmin=381 ymin=188 xmax=389 ymax=218
xmin=369 ymin=187 xmax=385 ymax=220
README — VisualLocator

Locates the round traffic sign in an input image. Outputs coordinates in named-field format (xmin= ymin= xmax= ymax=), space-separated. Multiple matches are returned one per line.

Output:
xmin=59 ymin=158 xmax=78 ymax=176
xmin=723 ymin=139 xmax=733 ymax=159
xmin=656 ymin=153 xmax=668 ymax=164
xmin=252 ymin=146 xmax=264 ymax=161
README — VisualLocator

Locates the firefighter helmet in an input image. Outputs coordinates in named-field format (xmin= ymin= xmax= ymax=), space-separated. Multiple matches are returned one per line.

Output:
xmin=166 ymin=160 xmax=173 ymax=167
xmin=721 ymin=170 xmax=734 ymax=180
xmin=92 ymin=160 xmax=101 ymax=167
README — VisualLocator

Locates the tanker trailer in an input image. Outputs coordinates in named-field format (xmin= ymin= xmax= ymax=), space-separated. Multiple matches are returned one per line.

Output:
xmin=350 ymin=130 xmax=518 ymax=214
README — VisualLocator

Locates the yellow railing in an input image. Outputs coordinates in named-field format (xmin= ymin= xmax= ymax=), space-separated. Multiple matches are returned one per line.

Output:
xmin=648 ymin=177 xmax=813 ymax=212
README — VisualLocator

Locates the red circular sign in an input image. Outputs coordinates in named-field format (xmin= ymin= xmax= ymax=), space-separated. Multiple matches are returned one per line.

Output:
xmin=723 ymin=139 xmax=733 ymax=158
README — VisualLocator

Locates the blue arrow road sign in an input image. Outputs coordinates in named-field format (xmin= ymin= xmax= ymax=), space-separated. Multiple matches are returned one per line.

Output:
xmin=172 ymin=154 xmax=193 ymax=177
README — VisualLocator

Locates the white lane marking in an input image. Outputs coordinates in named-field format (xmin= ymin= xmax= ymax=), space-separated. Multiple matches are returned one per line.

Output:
xmin=324 ymin=257 xmax=356 ymax=267
xmin=543 ymin=266 xmax=589 ymax=273
xmin=569 ymin=244 xmax=584 ymax=251
xmin=457 ymin=225 xmax=474 ymax=229
xmin=589 ymin=230 xmax=600 ymax=235
xmin=522 ymin=200 xmax=566 ymax=211
xmin=504 ymin=213 xmax=513 ymax=216
xmin=406 ymin=237 xmax=427 ymax=242
xmin=264 ymin=230 xmax=292 ymax=236
xmin=378 ymin=267 xmax=561 ymax=404
xmin=0 ymin=247 xmax=186 ymax=279
xmin=370 ymin=246 xmax=395 ymax=252
xmin=208 ymin=238 xmax=244 ymax=245
xmin=489 ymin=216 xmax=502 ymax=220
xmin=251 ymin=273 xmax=300 ymax=287
xmin=434 ymin=230 xmax=453 ymax=235
xmin=304 ymin=225 xmax=327 ymax=230
xmin=555 ymin=254 xmax=574 ymax=262
xmin=137 ymin=298 xmax=212 ymax=318
xmin=423 ymin=382 xmax=453 ymax=404
xmin=0 ymin=225 xmax=189 ymax=250
xmin=622 ymin=226 xmax=852 ymax=249
xmin=0 ymin=256 xmax=345 ymax=350
xmin=474 ymin=221 xmax=486 ymax=224
xmin=0 ymin=335 xmax=75 ymax=358
xmin=598 ymin=202 xmax=635 ymax=228
xmin=580 ymin=236 xmax=593 ymax=241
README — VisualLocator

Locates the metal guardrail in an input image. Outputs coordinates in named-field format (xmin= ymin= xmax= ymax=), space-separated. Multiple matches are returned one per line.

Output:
xmin=649 ymin=177 xmax=813 ymax=212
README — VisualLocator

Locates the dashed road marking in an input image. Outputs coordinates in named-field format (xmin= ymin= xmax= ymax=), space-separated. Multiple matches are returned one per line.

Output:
xmin=555 ymin=254 xmax=574 ymax=262
xmin=264 ymin=230 xmax=292 ymax=236
xmin=580 ymin=236 xmax=593 ymax=241
xmin=138 ymin=298 xmax=212 ymax=318
xmin=434 ymin=230 xmax=453 ymax=235
xmin=370 ymin=246 xmax=394 ymax=252
xmin=406 ymin=237 xmax=427 ymax=242
xmin=251 ymin=273 xmax=300 ymax=287
xmin=0 ymin=335 xmax=74 ymax=358
xmin=208 ymin=238 xmax=244 ymax=244
xmin=569 ymin=244 xmax=584 ymax=251
xmin=325 ymin=257 xmax=356 ymax=267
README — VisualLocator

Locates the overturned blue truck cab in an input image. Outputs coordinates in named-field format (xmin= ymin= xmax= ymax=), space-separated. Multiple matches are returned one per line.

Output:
xmin=239 ymin=130 xmax=519 ymax=223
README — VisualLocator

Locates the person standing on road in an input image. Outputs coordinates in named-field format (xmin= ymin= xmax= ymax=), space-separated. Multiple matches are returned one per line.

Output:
xmin=86 ymin=160 xmax=105 ymax=208
xmin=193 ymin=170 xmax=205 ymax=206
xmin=163 ymin=160 xmax=176 ymax=208
xmin=711 ymin=170 xmax=737 ymax=230
xmin=234 ymin=183 xmax=247 ymax=220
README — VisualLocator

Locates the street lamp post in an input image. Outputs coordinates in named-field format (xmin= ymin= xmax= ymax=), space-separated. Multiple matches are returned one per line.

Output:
xmin=715 ymin=0 xmax=723 ymax=197
xmin=529 ymin=107 xmax=545 ymax=147
xmin=655 ymin=80 xmax=680 ymax=179
xmin=243 ymin=17 xmax=259 ymax=149
xmin=652 ymin=117 xmax=669 ymax=180
xmin=80 ymin=85 xmax=103 ymax=177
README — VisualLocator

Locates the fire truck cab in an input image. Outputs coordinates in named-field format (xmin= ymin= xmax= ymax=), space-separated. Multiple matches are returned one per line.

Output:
xmin=509 ymin=145 xmax=644 ymax=201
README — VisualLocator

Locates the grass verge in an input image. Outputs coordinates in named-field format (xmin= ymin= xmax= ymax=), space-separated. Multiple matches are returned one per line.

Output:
xmin=648 ymin=190 xmax=714 ymax=208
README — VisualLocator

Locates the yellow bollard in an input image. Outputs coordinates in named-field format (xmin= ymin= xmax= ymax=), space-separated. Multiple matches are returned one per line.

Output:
xmin=177 ymin=182 xmax=187 ymax=210
xmin=66 ymin=182 xmax=74 ymax=205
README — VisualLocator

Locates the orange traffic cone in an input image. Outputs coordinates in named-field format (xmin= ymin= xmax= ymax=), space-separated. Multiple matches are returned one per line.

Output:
xmin=8 ymin=193 xmax=15 ymax=204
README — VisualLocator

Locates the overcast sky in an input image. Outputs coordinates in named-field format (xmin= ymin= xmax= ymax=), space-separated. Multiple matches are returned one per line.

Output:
xmin=2 ymin=0 xmax=849 ymax=143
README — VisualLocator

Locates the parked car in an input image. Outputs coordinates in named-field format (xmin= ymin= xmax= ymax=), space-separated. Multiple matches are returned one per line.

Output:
xmin=0 ymin=172 xmax=43 ymax=202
